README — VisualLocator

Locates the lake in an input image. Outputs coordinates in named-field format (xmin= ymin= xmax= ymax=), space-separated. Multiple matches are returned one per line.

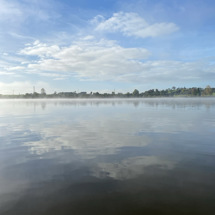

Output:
xmin=0 ymin=98 xmax=215 ymax=215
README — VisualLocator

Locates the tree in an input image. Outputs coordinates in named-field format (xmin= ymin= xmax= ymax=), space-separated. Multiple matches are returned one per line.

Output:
xmin=132 ymin=89 xmax=139 ymax=97
xmin=191 ymin=88 xmax=198 ymax=96
xmin=203 ymin=85 xmax=212 ymax=96
xmin=41 ymin=88 xmax=46 ymax=95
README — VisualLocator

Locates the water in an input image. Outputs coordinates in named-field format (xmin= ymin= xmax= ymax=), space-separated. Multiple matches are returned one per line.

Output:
xmin=0 ymin=98 xmax=215 ymax=215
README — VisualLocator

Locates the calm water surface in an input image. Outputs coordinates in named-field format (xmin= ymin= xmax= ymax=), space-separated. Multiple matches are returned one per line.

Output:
xmin=0 ymin=98 xmax=215 ymax=215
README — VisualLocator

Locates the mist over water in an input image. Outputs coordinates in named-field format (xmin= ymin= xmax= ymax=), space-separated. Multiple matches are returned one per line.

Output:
xmin=0 ymin=98 xmax=215 ymax=215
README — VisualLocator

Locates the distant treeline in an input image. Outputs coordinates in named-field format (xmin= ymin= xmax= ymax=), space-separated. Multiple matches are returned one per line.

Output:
xmin=0 ymin=85 xmax=215 ymax=99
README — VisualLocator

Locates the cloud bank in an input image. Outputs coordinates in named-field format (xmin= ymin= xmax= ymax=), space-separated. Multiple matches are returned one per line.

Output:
xmin=15 ymin=38 xmax=215 ymax=84
xmin=19 ymin=39 xmax=151 ymax=82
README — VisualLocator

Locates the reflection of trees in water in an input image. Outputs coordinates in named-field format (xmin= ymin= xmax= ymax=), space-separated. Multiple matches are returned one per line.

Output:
xmin=49 ymin=98 xmax=215 ymax=109
xmin=41 ymin=102 xmax=46 ymax=110
xmin=4 ymin=98 xmax=215 ymax=110
xmin=142 ymin=98 xmax=215 ymax=109
xmin=31 ymin=101 xmax=47 ymax=111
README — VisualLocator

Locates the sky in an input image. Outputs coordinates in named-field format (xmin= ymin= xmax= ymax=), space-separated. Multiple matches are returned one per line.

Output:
xmin=0 ymin=0 xmax=215 ymax=94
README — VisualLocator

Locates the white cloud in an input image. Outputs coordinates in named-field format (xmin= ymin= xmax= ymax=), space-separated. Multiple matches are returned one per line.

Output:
xmin=7 ymin=66 xmax=25 ymax=71
xmin=0 ymin=71 xmax=15 ymax=76
xmin=18 ymin=39 xmax=215 ymax=84
xmin=95 ymin=12 xmax=179 ymax=38
xmin=81 ymin=35 xmax=95 ymax=41
xmin=20 ymin=39 xmax=150 ymax=81
xmin=20 ymin=40 xmax=60 ymax=58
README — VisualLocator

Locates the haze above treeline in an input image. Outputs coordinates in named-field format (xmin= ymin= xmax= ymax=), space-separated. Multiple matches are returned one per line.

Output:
xmin=0 ymin=85 xmax=215 ymax=99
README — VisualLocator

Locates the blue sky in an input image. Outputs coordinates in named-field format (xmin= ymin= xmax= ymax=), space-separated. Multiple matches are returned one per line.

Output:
xmin=0 ymin=0 xmax=215 ymax=94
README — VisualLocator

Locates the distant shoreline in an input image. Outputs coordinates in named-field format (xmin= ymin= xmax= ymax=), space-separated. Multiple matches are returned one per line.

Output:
xmin=0 ymin=85 xmax=215 ymax=99
xmin=1 ymin=86 xmax=214 ymax=99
